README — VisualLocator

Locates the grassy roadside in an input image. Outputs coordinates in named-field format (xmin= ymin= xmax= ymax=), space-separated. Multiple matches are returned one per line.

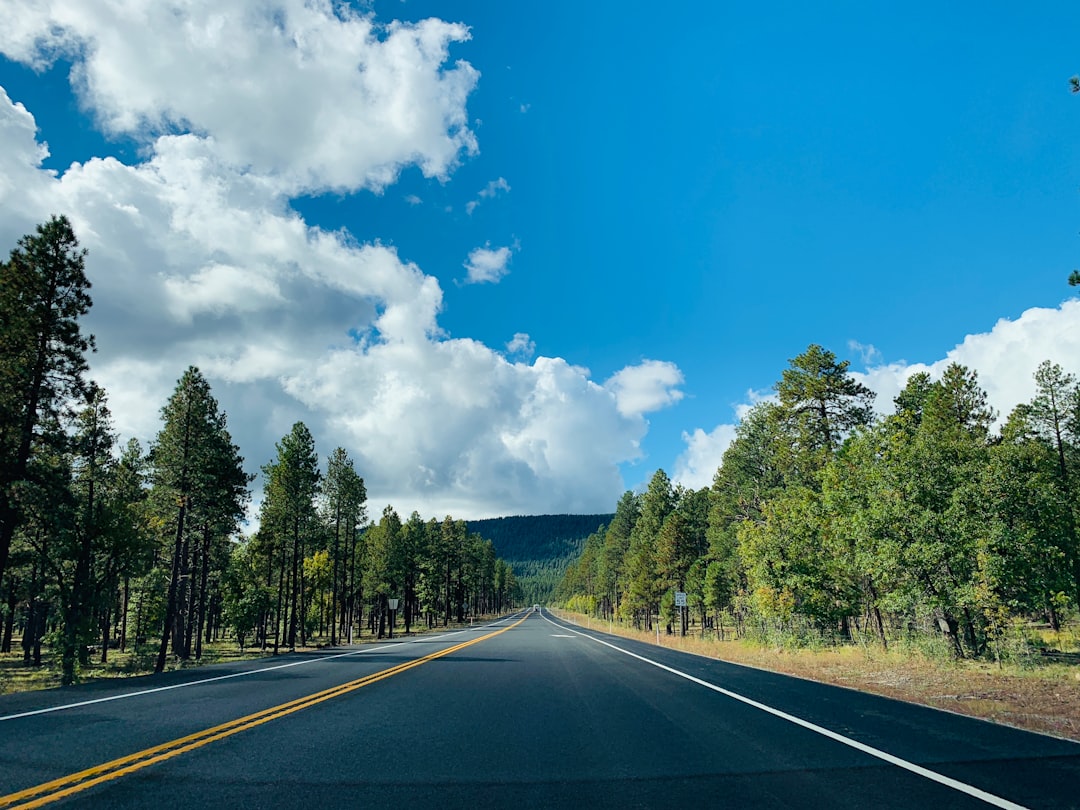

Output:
xmin=0 ymin=619 xmax=492 ymax=695
xmin=0 ymin=641 xmax=273 ymax=694
xmin=552 ymin=610 xmax=1080 ymax=743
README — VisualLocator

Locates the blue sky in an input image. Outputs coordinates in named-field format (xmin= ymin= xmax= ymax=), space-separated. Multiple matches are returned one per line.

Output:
xmin=1 ymin=2 xmax=1079 ymax=519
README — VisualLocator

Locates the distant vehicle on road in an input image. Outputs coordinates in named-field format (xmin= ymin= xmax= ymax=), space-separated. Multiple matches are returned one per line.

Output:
xmin=533 ymin=604 xmax=540 ymax=612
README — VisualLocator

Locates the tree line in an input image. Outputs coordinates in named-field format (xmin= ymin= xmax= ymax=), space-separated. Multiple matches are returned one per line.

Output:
xmin=0 ymin=216 xmax=520 ymax=685
xmin=466 ymin=514 xmax=612 ymax=605
xmin=556 ymin=344 xmax=1080 ymax=659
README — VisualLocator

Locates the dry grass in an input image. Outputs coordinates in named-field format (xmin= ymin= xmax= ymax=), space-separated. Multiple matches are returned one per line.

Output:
xmin=0 ymin=641 xmax=272 ymax=694
xmin=557 ymin=611 xmax=1080 ymax=743
xmin=0 ymin=618 xmax=491 ymax=695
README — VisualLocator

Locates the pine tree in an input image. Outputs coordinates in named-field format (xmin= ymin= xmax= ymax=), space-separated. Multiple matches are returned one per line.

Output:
xmin=1028 ymin=361 xmax=1077 ymax=487
xmin=149 ymin=368 xmax=248 ymax=672
xmin=260 ymin=423 xmax=320 ymax=651
xmin=624 ymin=469 xmax=674 ymax=630
xmin=321 ymin=448 xmax=366 ymax=645
xmin=0 ymin=216 xmax=94 ymax=594
xmin=776 ymin=344 xmax=875 ymax=473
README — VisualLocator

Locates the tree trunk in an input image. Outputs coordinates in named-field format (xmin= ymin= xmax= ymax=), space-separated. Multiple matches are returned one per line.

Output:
xmin=938 ymin=613 xmax=964 ymax=658
xmin=404 ymin=579 xmax=414 ymax=634
xmin=120 ymin=577 xmax=129 ymax=652
xmin=0 ymin=509 xmax=17 ymax=615
xmin=330 ymin=506 xmax=341 ymax=646
xmin=156 ymin=501 xmax=187 ymax=673
xmin=1 ymin=576 xmax=16 ymax=653
xmin=289 ymin=518 xmax=300 ymax=650
xmin=274 ymin=543 xmax=285 ymax=655
xmin=182 ymin=529 xmax=199 ymax=659
xmin=22 ymin=597 xmax=37 ymax=666
xmin=444 ymin=560 xmax=452 ymax=627
xmin=298 ymin=523 xmax=307 ymax=648
xmin=133 ymin=588 xmax=145 ymax=651
xmin=194 ymin=525 xmax=211 ymax=660
xmin=961 ymin=607 xmax=981 ymax=656
xmin=100 ymin=607 xmax=110 ymax=665
xmin=1046 ymin=596 xmax=1061 ymax=632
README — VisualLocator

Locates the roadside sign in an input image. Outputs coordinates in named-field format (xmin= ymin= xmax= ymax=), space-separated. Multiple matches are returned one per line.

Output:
xmin=674 ymin=591 xmax=687 ymax=607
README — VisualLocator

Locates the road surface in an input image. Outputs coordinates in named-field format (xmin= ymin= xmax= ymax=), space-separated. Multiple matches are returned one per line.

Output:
xmin=0 ymin=609 xmax=1077 ymax=808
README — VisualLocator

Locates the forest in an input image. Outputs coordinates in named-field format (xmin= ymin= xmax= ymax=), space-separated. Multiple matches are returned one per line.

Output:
xmin=555 ymin=345 xmax=1080 ymax=661
xmin=467 ymin=514 xmax=612 ymax=605
xmin=0 ymin=217 xmax=521 ymax=686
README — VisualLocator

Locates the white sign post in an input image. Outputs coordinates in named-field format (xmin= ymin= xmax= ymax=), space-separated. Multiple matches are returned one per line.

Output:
xmin=674 ymin=591 xmax=688 ymax=637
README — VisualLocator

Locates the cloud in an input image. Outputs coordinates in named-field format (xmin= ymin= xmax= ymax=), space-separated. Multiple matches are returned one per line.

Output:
xmin=850 ymin=299 xmax=1080 ymax=423
xmin=506 ymin=332 xmax=536 ymax=359
xmin=672 ymin=424 xmax=738 ymax=490
xmin=847 ymin=339 xmax=882 ymax=368
xmin=465 ymin=176 xmax=510 ymax=214
xmin=0 ymin=0 xmax=479 ymax=195
xmin=673 ymin=300 xmax=1080 ymax=490
xmin=604 ymin=360 xmax=685 ymax=418
xmin=463 ymin=244 xmax=513 ymax=284
xmin=283 ymin=347 xmax=662 ymax=517
xmin=0 ymin=12 xmax=683 ymax=519
xmin=404 ymin=194 xmax=422 ymax=206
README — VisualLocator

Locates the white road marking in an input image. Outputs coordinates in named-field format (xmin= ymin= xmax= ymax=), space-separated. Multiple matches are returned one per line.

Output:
xmin=542 ymin=613 xmax=1031 ymax=810
xmin=0 ymin=614 xmax=527 ymax=723
xmin=550 ymin=634 xmax=574 ymax=638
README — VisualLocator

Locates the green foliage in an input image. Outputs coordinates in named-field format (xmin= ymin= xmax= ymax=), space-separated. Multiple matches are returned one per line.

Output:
xmin=5 ymin=216 xmax=1079 ymax=678
xmin=556 ymin=345 xmax=1080 ymax=660
xmin=776 ymin=343 xmax=875 ymax=470
xmin=259 ymin=422 xmax=320 ymax=650
xmin=623 ymin=470 xmax=676 ymax=627
xmin=148 ymin=367 xmax=250 ymax=669
xmin=0 ymin=215 xmax=95 ymax=598
xmin=468 ymin=514 xmax=610 ymax=606
xmin=466 ymin=514 xmax=612 ymax=562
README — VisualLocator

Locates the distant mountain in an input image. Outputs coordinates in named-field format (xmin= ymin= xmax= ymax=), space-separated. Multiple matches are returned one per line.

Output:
xmin=467 ymin=514 xmax=612 ymax=605
xmin=466 ymin=514 xmax=613 ymax=561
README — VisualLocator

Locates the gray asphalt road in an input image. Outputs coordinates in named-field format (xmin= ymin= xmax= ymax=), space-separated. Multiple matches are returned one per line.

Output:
xmin=1 ymin=610 xmax=1077 ymax=809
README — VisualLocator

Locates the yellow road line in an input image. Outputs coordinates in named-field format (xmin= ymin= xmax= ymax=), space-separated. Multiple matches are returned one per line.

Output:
xmin=1 ymin=616 xmax=527 ymax=809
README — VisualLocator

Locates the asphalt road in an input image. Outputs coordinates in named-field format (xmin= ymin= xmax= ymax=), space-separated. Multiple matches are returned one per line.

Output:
xmin=1 ymin=609 xmax=1078 ymax=809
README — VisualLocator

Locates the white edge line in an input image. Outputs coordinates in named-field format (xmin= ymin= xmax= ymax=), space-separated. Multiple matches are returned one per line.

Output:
xmin=541 ymin=612 xmax=1029 ymax=810
xmin=551 ymin=612 xmax=1080 ymax=748
xmin=0 ymin=613 xmax=525 ymax=722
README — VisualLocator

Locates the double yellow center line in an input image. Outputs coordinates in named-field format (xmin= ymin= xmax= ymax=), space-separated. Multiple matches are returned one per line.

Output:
xmin=1 ymin=615 xmax=527 ymax=809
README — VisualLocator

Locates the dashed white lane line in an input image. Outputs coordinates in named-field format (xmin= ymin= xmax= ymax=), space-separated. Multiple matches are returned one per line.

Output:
xmin=542 ymin=613 xmax=1030 ymax=810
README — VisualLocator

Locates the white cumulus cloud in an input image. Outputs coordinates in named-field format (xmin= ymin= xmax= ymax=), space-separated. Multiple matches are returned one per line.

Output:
xmin=463 ymin=244 xmax=513 ymax=284
xmin=672 ymin=424 xmax=739 ymax=490
xmin=506 ymin=332 xmax=536 ymax=359
xmin=605 ymin=360 xmax=685 ymax=418
xmin=0 ymin=7 xmax=687 ymax=518
xmin=850 ymin=299 xmax=1080 ymax=424
xmin=0 ymin=0 xmax=479 ymax=195
xmin=673 ymin=300 xmax=1080 ymax=491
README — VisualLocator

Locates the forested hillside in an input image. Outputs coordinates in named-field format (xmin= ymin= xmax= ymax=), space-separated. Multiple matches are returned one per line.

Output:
xmin=556 ymin=345 xmax=1080 ymax=661
xmin=0 ymin=218 xmax=521 ymax=686
xmin=467 ymin=514 xmax=612 ymax=605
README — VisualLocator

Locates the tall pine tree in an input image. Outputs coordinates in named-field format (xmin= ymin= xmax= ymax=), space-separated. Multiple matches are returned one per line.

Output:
xmin=149 ymin=368 xmax=248 ymax=672
xmin=0 ymin=216 xmax=94 ymax=595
